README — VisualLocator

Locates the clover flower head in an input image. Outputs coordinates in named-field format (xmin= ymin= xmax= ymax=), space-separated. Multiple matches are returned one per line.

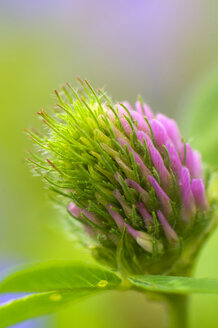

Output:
xmin=26 ymin=80 xmax=212 ymax=275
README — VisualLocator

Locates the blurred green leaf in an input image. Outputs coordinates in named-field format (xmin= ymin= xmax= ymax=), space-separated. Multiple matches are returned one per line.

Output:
xmin=181 ymin=65 xmax=218 ymax=167
xmin=129 ymin=274 xmax=218 ymax=294
xmin=0 ymin=262 xmax=121 ymax=327
xmin=0 ymin=290 xmax=94 ymax=328
xmin=0 ymin=261 xmax=121 ymax=293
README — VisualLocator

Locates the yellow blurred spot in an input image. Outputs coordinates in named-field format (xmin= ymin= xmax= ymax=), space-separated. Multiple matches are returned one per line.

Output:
xmin=88 ymin=244 xmax=96 ymax=249
xmin=50 ymin=294 xmax=62 ymax=301
xmin=98 ymin=280 xmax=108 ymax=288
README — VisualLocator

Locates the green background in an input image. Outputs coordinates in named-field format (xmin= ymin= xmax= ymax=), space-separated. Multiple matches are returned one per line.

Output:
xmin=1 ymin=1 xmax=218 ymax=327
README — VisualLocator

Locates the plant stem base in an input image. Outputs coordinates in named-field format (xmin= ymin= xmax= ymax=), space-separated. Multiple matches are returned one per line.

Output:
xmin=166 ymin=294 xmax=189 ymax=328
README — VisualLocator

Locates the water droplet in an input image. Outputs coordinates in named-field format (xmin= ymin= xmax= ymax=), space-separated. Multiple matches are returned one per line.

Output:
xmin=50 ymin=294 xmax=62 ymax=301
xmin=98 ymin=280 xmax=108 ymax=288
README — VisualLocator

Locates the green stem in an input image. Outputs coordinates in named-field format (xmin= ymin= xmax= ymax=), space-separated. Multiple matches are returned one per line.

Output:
xmin=166 ymin=294 xmax=189 ymax=328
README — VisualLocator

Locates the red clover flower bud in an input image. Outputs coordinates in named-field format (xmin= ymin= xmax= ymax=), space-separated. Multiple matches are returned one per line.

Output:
xmin=26 ymin=80 xmax=213 ymax=275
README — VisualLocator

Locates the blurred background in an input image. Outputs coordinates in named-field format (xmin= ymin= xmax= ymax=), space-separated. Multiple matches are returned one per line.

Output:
xmin=1 ymin=0 xmax=218 ymax=327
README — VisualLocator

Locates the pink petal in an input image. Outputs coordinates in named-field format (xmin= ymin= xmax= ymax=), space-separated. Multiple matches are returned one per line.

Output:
xmin=107 ymin=204 xmax=126 ymax=230
xmin=130 ymin=111 xmax=150 ymax=134
xmin=192 ymin=179 xmax=208 ymax=211
xmin=136 ymin=202 xmax=153 ymax=228
xmin=165 ymin=141 xmax=182 ymax=179
xmin=157 ymin=210 xmax=179 ymax=245
xmin=107 ymin=204 xmax=153 ymax=252
xmin=125 ymin=179 xmax=149 ymax=205
xmin=112 ymin=189 xmax=132 ymax=217
xmin=149 ymin=143 xmax=172 ymax=191
xmin=68 ymin=202 xmax=82 ymax=217
xmin=150 ymin=119 xmax=168 ymax=148
xmin=181 ymin=143 xmax=203 ymax=179
xmin=136 ymin=131 xmax=172 ymax=190
xmin=148 ymin=175 xmax=173 ymax=217
xmin=180 ymin=167 xmax=196 ymax=222
xmin=136 ymin=130 xmax=153 ymax=148
xmin=118 ymin=137 xmax=150 ymax=180
xmin=122 ymin=101 xmax=133 ymax=111
xmin=156 ymin=114 xmax=182 ymax=152
xmin=135 ymin=101 xmax=154 ymax=120
xmin=108 ymin=106 xmax=132 ymax=135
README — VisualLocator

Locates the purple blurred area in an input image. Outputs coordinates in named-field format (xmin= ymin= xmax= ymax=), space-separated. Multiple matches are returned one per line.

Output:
xmin=2 ymin=0 xmax=218 ymax=115
xmin=0 ymin=294 xmax=44 ymax=328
